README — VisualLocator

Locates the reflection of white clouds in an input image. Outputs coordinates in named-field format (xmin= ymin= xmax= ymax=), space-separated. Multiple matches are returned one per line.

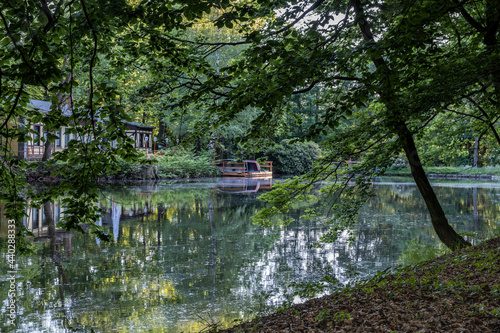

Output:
xmin=229 ymin=213 xmax=412 ymax=309
xmin=231 ymin=225 xmax=349 ymax=306
xmin=96 ymin=216 xmax=102 ymax=245
xmin=112 ymin=202 xmax=121 ymax=240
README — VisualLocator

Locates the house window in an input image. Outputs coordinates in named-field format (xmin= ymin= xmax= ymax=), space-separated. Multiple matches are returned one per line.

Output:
xmin=56 ymin=129 xmax=62 ymax=147
xmin=145 ymin=134 xmax=149 ymax=148
xmin=32 ymin=208 xmax=39 ymax=229
xmin=139 ymin=133 xmax=143 ymax=147
xmin=65 ymin=132 xmax=70 ymax=147
xmin=55 ymin=205 xmax=61 ymax=224
xmin=33 ymin=125 xmax=41 ymax=146
xmin=42 ymin=206 xmax=48 ymax=226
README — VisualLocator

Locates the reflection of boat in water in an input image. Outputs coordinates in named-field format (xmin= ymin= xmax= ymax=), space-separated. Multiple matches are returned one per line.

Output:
xmin=215 ymin=159 xmax=273 ymax=178
xmin=216 ymin=178 xmax=273 ymax=193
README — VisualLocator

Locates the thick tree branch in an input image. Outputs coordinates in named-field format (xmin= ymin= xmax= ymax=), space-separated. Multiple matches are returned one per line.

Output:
xmin=293 ymin=81 xmax=320 ymax=94
xmin=452 ymin=0 xmax=486 ymax=32
xmin=271 ymin=0 xmax=327 ymax=36
xmin=444 ymin=106 xmax=484 ymax=121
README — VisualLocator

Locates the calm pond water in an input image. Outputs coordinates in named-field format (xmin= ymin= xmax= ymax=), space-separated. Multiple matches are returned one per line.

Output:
xmin=1 ymin=177 xmax=499 ymax=332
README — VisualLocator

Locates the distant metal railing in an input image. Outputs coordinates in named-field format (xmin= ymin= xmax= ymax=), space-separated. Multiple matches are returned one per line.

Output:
xmin=26 ymin=144 xmax=64 ymax=157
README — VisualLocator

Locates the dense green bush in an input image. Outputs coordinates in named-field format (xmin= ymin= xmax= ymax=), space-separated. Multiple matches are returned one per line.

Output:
xmin=155 ymin=148 xmax=219 ymax=178
xmin=113 ymin=157 xmax=143 ymax=178
xmin=109 ymin=148 xmax=218 ymax=179
xmin=262 ymin=140 xmax=321 ymax=175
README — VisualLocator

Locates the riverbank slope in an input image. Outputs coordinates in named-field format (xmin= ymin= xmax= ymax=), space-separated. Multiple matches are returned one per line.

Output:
xmin=221 ymin=237 xmax=500 ymax=332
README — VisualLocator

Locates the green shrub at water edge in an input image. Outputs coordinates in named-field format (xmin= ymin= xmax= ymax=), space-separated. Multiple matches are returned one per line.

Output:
xmin=263 ymin=140 xmax=321 ymax=175
xmin=114 ymin=157 xmax=142 ymax=178
xmin=155 ymin=148 xmax=219 ymax=178
xmin=108 ymin=148 xmax=219 ymax=179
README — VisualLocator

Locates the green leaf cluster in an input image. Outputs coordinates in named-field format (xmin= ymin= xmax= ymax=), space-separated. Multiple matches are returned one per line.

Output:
xmin=261 ymin=139 xmax=321 ymax=175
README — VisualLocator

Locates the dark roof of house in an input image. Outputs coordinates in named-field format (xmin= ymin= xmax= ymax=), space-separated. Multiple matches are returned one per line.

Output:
xmin=29 ymin=99 xmax=155 ymax=130
xmin=122 ymin=120 xmax=155 ymax=130
xmin=29 ymin=99 xmax=72 ymax=117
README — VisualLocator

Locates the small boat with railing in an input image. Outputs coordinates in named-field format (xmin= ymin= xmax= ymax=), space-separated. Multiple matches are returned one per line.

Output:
xmin=215 ymin=159 xmax=273 ymax=178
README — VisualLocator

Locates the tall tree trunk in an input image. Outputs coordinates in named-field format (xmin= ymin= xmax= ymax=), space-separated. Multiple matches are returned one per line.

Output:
xmin=158 ymin=119 xmax=165 ymax=144
xmin=42 ymin=133 xmax=54 ymax=161
xmin=399 ymin=123 xmax=471 ymax=250
xmin=208 ymin=134 xmax=216 ymax=162
xmin=473 ymin=136 xmax=480 ymax=167
xmin=351 ymin=0 xmax=470 ymax=250
xmin=208 ymin=22 xmax=220 ymax=157
xmin=483 ymin=0 xmax=500 ymax=101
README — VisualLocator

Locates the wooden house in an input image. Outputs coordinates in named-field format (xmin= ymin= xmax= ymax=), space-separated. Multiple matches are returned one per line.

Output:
xmin=122 ymin=120 xmax=156 ymax=151
xmin=2 ymin=99 xmax=155 ymax=160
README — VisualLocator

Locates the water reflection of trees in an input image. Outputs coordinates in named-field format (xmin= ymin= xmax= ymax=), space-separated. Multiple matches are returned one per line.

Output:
xmin=0 ymin=182 xmax=499 ymax=332
xmin=361 ymin=183 xmax=500 ymax=265
xmin=370 ymin=183 xmax=500 ymax=235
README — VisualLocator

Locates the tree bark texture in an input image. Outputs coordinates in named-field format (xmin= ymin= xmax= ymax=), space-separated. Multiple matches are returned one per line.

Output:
xmin=351 ymin=0 xmax=470 ymax=250
xmin=42 ymin=135 xmax=54 ymax=161
xmin=158 ymin=119 xmax=165 ymax=144
xmin=473 ymin=136 xmax=480 ymax=167
xmin=398 ymin=122 xmax=471 ymax=250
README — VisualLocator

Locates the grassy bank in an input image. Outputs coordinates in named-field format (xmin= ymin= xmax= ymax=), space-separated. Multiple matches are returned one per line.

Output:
xmin=385 ymin=166 xmax=500 ymax=177
xmin=220 ymin=237 xmax=500 ymax=332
